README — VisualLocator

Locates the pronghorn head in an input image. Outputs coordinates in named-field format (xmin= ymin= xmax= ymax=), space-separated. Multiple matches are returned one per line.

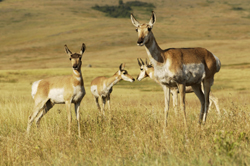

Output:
xmin=65 ymin=43 xmax=86 ymax=70
xmin=118 ymin=63 xmax=135 ymax=82
xmin=137 ymin=58 xmax=152 ymax=81
xmin=131 ymin=11 xmax=156 ymax=46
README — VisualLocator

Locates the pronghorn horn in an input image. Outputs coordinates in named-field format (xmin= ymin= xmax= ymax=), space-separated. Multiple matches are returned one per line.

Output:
xmin=145 ymin=59 xmax=148 ymax=65
xmin=64 ymin=45 xmax=72 ymax=57
xmin=80 ymin=43 xmax=86 ymax=55
xmin=131 ymin=13 xmax=140 ymax=27
xmin=137 ymin=58 xmax=142 ymax=66
xmin=119 ymin=63 xmax=125 ymax=70
xmin=149 ymin=11 xmax=156 ymax=27
xmin=140 ymin=58 xmax=144 ymax=65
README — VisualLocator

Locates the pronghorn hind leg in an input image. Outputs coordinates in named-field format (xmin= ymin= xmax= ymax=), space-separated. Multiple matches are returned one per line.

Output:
xmin=101 ymin=96 xmax=107 ymax=116
xmin=74 ymin=102 xmax=81 ymax=137
xmin=209 ymin=92 xmax=221 ymax=116
xmin=191 ymin=83 xmax=205 ymax=124
xmin=202 ymin=78 xmax=212 ymax=123
xmin=27 ymin=99 xmax=48 ymax=134
xmin=94 ymin=97 xmax=101 ymax=111
xmin=35 ymin=100 xmax=54 ymax=128
xmin=107 ymin=93 xmax=111 ymax=111
xmin=178 ymin=84 xmax=187 ymax=128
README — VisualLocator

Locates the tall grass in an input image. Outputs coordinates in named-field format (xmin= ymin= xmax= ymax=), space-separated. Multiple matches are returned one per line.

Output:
xmin=0 ymin=68 xmax=249 ymax=165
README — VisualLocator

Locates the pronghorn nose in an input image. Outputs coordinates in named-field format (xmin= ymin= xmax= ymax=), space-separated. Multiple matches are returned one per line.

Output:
xmin=137 ymin=38 xmax=143 ymax=45
xmin=73 ymin=64 xmax=78 ymax=69
xmin=132 ymin=78 xmax=135 ymax=82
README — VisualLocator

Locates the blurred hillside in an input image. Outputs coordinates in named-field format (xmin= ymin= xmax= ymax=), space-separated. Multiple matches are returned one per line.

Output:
xmin=0 ymin=0 xmax=250 ymax=70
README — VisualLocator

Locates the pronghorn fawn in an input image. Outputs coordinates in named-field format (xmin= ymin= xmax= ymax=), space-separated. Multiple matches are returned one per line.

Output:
xmin=91 ymin=63 xmax=135 ymax=115
xmin=131 ymin=12 xmax=221 ymax=128
xmin=27 ymin=43 xmax=86 ymax=137
xmin=137 ymin=58 xmax=221 ymax=116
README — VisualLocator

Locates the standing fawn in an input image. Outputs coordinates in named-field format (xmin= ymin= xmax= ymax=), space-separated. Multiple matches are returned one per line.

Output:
xmin=137 ymin=58 xmax=221 ymax=116
xmin=27 ymin=43 xmax=86 ymax=137
xmin=91 ymin=63 xmax=135 ymax=115
xmin=131 ymin=12 xmax=221 ymax=128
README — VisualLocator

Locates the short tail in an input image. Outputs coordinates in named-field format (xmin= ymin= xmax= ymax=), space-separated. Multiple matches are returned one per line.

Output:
xmin=213 ymin=54 xmax=221 ymax=73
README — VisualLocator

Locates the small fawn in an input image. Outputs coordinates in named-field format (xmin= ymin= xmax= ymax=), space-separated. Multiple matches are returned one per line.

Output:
xmin=90 ymin=63 xmax=135 ymax=115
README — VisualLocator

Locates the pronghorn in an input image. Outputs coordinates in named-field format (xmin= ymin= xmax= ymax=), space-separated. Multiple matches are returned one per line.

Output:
xmin=137 ymin=58 xmax=221 ymax=116
xmin=27 ymin=43 xmax=86 ymax=137
xmin=90 ymin=63 xmax=135 ymax=115
xmin=131 ymin=12 xmax=221 ymax=127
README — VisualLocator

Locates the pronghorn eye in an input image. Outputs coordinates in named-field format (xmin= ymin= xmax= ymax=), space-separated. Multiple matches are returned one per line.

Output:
xmin=140 ymin=68 xmax=143 ymax=71
xmin=135 ymin=29 xmax=138 ymax=32
xmin=148 ymin=27 xmax=152 ymax=31
xmin=69 ymin=58 xmax=71 ymax=61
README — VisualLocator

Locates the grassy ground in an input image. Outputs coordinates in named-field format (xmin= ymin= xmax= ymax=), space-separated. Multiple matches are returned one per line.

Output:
xmin=0 ymin=0 xmax=250 ymax=165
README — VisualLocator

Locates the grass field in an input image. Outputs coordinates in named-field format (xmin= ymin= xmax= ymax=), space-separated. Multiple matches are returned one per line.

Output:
xmin=0 ymin=0 xmax=250 ymax=165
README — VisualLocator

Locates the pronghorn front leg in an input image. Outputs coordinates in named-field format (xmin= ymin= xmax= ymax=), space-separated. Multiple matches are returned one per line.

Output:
xmin=178 ymin=84 xmax=187 ymax=128
xmin=65 ymin=101 xmax=72 ymax=135
xmin=74 ymin=102 xmax=81 ymax=137
xmin=171 ymin=88 xmax=178 ymax=116
xmin=162 ymin=86 xmax=170 ymax=127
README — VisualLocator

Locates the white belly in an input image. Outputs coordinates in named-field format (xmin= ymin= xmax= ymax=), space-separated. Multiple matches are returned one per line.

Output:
xmin=48 ymin=88 xmax=65 ymax=103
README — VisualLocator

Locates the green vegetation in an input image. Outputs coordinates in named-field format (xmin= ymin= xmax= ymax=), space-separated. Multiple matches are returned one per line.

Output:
xmin=92 ymin=0 xmax=155 ymax=18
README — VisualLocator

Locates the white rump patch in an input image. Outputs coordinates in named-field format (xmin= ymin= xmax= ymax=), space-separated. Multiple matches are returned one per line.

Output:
xmin=48 ymin=88 xmax=65 ymax=103
xmin=31 ymin=80 xmax=41 ymax=99
xmin=91 ymin=85 xmax=99 ymax=97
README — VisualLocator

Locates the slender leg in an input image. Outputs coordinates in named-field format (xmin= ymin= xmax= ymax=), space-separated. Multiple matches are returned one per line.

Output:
xmin=101 ymin=96 xmax=106 ymax=116
xmin=192 ymin=83 xmax=205 ymax=124
xmin=202 ymin=79 xmax=211 ymax=123
xmin=107 ymin=94 xmax=111 ymax=111
xmin=171 ymin=88 xmax=178 ymax=116
xmin=94 ymin=97 xmax=101 ymax=111
xmin=27 ymin=100 xmax=47 ymax=134
xmin=162 ymin=86 xmax=170 ymax=127
xmin=35 ymin=100 xmax=53 ymax=128
xmin=75 ymin=102 xmax=81 ymax=137
xmin=65 ymin=101 xmax=72 ymax=135
xmin=178 ymin=84 xmax=187 ymax=128
xmin=209 ymin=93 xmax=220 ymax=116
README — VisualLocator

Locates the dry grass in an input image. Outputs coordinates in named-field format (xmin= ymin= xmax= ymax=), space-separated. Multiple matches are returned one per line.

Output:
xmin=1 ymin=0 xmax=250 ymax=165
xmin=0 ymin=68 xmax=250 ymax=165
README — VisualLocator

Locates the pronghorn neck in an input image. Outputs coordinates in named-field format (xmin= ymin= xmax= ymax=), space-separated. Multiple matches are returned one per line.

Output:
xmin=144 ymin=33 xmax=164 ymax=66
xmin=72 ymin=63 xmax=82 ymax=81
xmin=146 ymin=67 xmax=155 ymax=80
xmin=105 ymin=72 xmax=121 ymax=90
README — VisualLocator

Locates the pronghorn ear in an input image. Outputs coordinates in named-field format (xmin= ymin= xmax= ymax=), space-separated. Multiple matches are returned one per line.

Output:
xmin=119 ymin=63 xmax=125 ymax=70
xmin=140 ymin=58 xmax=144 ymax=65
xmin=131 ymin=13 xmax=140 ymax=27
xmin=80 ymin=43 xmax=86 ymax=56
xmin=137 ymin=58 xmax=142 ymax=66
xmin=64 ymin=45 xmax=72 ymax=58
xmin=148 ymin=11 xmax=156 ymax=28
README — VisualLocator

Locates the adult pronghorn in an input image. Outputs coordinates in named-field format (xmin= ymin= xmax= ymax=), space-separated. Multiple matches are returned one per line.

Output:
xmin=131 ymin=12 xmax=221 ymax=127
xmin=27 ymin=43 xmax=86 ymax=137
xmin=137 ymin=58 xmax=221 ymax=116
xmin=91 ymin=63 xmax=135 ymax=115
